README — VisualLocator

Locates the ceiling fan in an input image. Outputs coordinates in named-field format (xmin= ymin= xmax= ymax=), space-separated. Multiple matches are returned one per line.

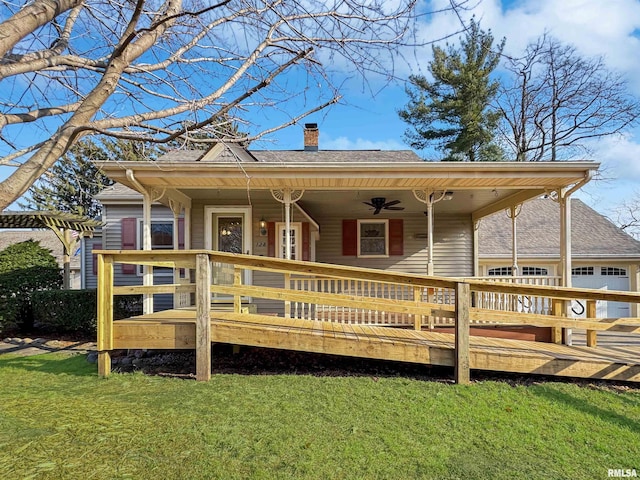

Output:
xmin=363 ymin=197 xmax=405 ymax=215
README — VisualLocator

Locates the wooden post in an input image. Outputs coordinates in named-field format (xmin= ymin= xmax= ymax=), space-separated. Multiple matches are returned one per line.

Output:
xmin=427 ymin=287 xmax=435 ymax=330
xmin=62 ymin=229 xmax=72 ymax=290
xmin=586 ymin=300 xmax=597 ymax=347
xmin=97 ymin=254 xmax=114 ymax=377
xmin=413 ymin=286 xmax=422 ymax=331
xmin=551 ymin=299 xmax=564 ymax=344
xmin=196 ymin=254 xmax=211 ymax=381
xmin=284 ymin=272 xmax=291 ymax=318
xmin=455 ymin=282 xmax=470 ymax=385
xmin=234 ymin=267 xmax=242 ymax=314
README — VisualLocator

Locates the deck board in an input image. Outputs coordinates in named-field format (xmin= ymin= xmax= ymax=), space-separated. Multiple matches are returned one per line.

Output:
xmin=111 ymin=310 xmax=640 ymax=382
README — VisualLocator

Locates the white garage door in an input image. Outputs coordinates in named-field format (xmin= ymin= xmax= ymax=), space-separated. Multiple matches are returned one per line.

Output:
xmin=571 ymin=266 xmax=630 ymax=318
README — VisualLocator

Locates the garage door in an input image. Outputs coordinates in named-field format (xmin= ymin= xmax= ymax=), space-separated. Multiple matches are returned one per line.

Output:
xmin=571 ymin=266 xmax=630 ymax=318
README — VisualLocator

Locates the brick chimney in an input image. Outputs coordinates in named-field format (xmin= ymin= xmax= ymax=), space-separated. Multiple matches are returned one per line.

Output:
xmin=303 ymin=123 xmax=319 ymax=151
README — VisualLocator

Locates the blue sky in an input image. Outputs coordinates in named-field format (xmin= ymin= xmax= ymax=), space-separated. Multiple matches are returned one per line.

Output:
xmin=3 ymin=0 xmax=640 ymax=217
xmin=250 ymin=0 xmax=640 ymax=216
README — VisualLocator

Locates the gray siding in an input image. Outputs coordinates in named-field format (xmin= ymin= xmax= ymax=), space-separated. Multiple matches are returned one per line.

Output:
xmin=99 ymin=203 xmax=179 ymax=311
xmin=94 ymin=197 xmax=473 ymax=316
xmin=83 ymin=235 xmax=103 ymax=290
xmin=315 ymin=213 xmax=473 ymax=277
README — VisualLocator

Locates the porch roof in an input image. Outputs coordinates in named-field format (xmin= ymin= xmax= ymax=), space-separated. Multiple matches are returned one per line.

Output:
xmin=98 ymin=156 xmax=599 ymax=220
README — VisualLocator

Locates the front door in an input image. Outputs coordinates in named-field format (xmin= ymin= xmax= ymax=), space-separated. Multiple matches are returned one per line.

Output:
xmin=205 ymin=206 xmax=252 ymax=300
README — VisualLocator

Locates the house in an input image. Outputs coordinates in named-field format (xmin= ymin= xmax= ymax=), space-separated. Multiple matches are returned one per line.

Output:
xmin=0 ymin=229 xmax=82 ymax=289
xmin=478 ymin=197 xmax=640 ymax=318
xmin=88 ymin=124 xmax=599 ymax=316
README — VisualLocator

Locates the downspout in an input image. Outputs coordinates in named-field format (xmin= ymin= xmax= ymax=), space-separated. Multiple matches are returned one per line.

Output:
xmin=126 ymin=169 xmax=153 ymax=314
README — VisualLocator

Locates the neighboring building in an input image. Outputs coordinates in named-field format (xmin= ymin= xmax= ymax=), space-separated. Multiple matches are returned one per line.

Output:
xmin=0 ymin=229 xmax=82 ymax=289
xmin=478 ymin=197 xmax=640 ymax=317
xmin=87 ymin=124 xmax=599 ymax=315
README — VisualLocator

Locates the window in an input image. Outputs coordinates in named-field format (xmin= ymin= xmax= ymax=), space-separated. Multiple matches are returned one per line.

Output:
xmin=487 ymin=266 xmax=549 ymax=276
xmin=521 ymin=267 xmax=548 ymax=276
xmin=276 ymin=222 xmax=301 ymax=260
xmin=357 ymin=219 xmax=389 ymax=257
xmin=572 ymin=266 xmax=594 ymax=276
xmin=488 ymin=267 xmax=512 ymax=276
xmin=138 ymin=220 xmax=174 ymax=275
xmin=601 ymin=267 xmax=627 ymax=276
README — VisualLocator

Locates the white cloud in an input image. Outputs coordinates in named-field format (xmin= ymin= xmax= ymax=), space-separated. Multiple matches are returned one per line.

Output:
xmin=587 ymin=134 xmax=640 ymax=180
xmin=322 ymin=136 xmax=407 ymax=150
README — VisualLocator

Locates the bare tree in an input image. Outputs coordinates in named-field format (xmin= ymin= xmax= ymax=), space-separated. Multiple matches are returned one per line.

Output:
xmin=608 ymin=192 xmax=640 ymax=239
xmin=0 ymin=0 xmax=467 ymax=211
xmin=497 ymin=35 xmax=640 ymax=161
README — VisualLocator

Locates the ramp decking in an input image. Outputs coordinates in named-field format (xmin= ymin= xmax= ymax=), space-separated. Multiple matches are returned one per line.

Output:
xmin=112 ymin=310 xmax=640 ymax=383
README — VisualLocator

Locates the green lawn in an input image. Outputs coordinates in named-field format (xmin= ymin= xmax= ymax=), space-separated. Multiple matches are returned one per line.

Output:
xmin=0 ymin=352 xmax=639 ymax=480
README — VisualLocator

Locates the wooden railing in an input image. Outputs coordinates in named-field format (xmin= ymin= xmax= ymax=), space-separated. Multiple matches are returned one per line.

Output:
xmin=474 ymin=275 xmax=561 ymax=315
xmin=95 ymin=250 xmax=640 ymax=384
xmin=286 ymin=275 xmax=453 ymax=326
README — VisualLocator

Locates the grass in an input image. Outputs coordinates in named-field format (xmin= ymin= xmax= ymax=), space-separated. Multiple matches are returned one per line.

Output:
xmin=0 ymin=352 xmax=639 ymax=479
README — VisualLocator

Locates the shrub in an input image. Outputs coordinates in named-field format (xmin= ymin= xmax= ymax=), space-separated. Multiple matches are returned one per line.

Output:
xmin=32 ymin=289 xmax=97 ymax=335
xmin=31 ymin=290 xmax=144 ymax=336
xmin=0 ymin=240 xmax=62 ymax=333
xmin=113 ymin=295 xmax=143 ymax=320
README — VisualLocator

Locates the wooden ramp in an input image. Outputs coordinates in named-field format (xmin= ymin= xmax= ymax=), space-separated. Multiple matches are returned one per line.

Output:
xmin=113 ymin=310 xmax=640 ymax=383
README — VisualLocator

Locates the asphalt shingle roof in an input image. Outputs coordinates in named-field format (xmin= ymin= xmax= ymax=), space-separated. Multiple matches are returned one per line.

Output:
xmin=478 ymin=197 xmax=640 ymax=259
xmin=155 ymin=146 xmax=423 ymax=163
xmin=0 ymin=230 xmax=81 ymax=269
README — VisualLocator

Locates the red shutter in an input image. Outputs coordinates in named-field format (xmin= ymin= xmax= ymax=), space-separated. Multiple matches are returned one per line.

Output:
xmin=302 ymin=222 xmax=310 ymax=261
xmin=389 ymin=219 xmax=403 ymax=256
xmin=267 ymin=222 xmax=276 ymax=257
xmin=342 ymin=219 xmax=357 ymax=256
xmin=121 ymin=217 xmax=137 ymax=274
xmin=178 ymin=217 xmax=185 ymax=249
xmin=92 ymin=241 xmax=102 ymax=275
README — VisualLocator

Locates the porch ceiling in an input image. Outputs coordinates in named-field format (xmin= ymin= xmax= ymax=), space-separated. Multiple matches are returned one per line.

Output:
xmin=99 ymin=160 xmax=598 ymax=219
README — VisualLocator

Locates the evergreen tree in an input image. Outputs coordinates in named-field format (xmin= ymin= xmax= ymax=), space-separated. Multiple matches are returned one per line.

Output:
xmin=398 ymin=20 xmax=505 ymax=161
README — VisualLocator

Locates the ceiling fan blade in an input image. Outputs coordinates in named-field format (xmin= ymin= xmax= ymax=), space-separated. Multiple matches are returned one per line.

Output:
xmin=363 ymin=201 xmax=375 ymax=207
xmin=383 ymin=199 xmax=401 ymax=208
xmin=385 ymin=206 xmax=405 ymax=211
xmin=373 ymin=208 xmax=382 ymax=215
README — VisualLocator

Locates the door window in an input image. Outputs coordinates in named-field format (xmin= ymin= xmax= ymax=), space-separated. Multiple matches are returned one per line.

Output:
xmin=217 ymin=216 xmax=243 ymax=253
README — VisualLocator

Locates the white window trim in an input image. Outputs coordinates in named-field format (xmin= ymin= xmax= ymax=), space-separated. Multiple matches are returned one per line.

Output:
xmin=137 ymin=218 xmax=174 ymax=276
xmin=203 ymin=205 xmax=253 ymax=289
xmin=357 ymin=219 xmax=389 ymax=258
xmin=276 ymin=222 xmax=302 ymax=260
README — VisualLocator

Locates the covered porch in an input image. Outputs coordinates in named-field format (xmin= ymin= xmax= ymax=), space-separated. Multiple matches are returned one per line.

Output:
xmin=97 ymin=156 xmax=599 ymax=321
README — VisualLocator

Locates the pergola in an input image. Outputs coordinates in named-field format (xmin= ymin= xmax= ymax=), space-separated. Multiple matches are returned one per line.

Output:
xmin=0 ymin=211 xmax=102 ymax=289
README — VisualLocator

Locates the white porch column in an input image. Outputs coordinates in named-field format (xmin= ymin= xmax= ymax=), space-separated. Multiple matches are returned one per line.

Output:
xmin=284 ymin=190 xmax=292 ymax=260
xmin=184 ymin=205 xmax=191 ymax=250
xmin=270 ymin=189 xmax=304 ymax=260
xmin=169 ymin=199 xmax=183 ymax=309
xmin=559 ymin=191 xmax=572 ymax=288
xmin=473 ymin=221 xmax=480 ymax=277
xmin=558 ymin=189 xmax=572 ymax=345
xmin=413 ymin=189 xmax=449 ymax=276
xmin=426 ymin=196 xmax=434 ymax=276
xmin=141 ymin=192 xmax=153 ymax=315
xmin=508 ymin=204 xmax=522 ymax=276
xmin=126 ymin=169 xmax=162 ymax=315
